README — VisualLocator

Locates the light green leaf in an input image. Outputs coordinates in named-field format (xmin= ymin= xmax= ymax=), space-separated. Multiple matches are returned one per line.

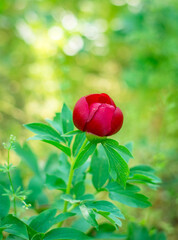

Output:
xmin=44 ymin=228 xmax=91 ymax=240
xmin=61 ymin=130 xmax=83 ymax=137
xmin=0 ymin=185 xmax=10 ymax=218
xmin=45 ymin=174 xmax=66 ymax=190
xmin=14 ymin=142 xmax=40 ymax=175
xmin=24 ymin=123 xmax=64 ymax=142
xmin=102 ymin=144 xmax=129 ymax=188
xmin=72 ymin=132 xmax=86 ymax=157
xmin=79 ymin=204 xmax=99 ymax=230
xmin=45 ymin=112 xmax=63 ymax=134
xmin=73 ymin=142 xmax=97 ymax=169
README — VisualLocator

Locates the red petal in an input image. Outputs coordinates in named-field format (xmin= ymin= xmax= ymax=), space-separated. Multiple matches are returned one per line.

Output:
xmin=107 ymin=107 xmax=123 ymax=136
xmin=87 ymin=103 xmax=102 ymax=123
xmin=86 ymin=103 xmax=115 ymax=136
xmin=85 ymin=94 xmax=100 ymax=106
xmin=99 ymin=93 xmax=116 ymax=107
xmin=73 ymin=97 xmax=89 ymax=131
xmin=85 ymin=93 xmax=116 ymax=107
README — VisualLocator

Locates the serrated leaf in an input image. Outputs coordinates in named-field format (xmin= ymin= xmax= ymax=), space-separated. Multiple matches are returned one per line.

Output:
xmin=44 ymin=228 xmax=91 ymax=240
xmin=0 ymin=185 xmax=10 ymax=218
xmin=79 ymin=204 xmax=99 ymax=230
xmin=0 ymin=215 xmax=28 ymax=239
xmin=106 ymin=182 xmax=151 ymax=208
xmin=29 ymin=209 xmax=75 ymax=233
xmin=102 ymin=144 xmax=129 ymax=188
xmin=90 ymin=145 xmax=109 ymax=190
xmin=73 ymin=142 xmax=97 ymax=169
xmin=24 ymin=123 xmax=65 ymax=143
xmin=45 ymin=174 xmax=66 ymax=190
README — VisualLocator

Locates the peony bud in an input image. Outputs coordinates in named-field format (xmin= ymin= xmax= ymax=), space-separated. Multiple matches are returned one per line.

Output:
xmin=73 ymin=93 xmax=123 ymax=137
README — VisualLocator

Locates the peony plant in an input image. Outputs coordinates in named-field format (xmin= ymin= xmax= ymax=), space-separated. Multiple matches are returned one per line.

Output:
xmin=0 ymin=94 xmax=163 ymax=239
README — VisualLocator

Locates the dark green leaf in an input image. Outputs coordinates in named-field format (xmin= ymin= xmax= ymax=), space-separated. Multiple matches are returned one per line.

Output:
xmin=14 ymin=142 xmax=40 ymax=175
xmin=73 ymin=142 xmax=97 ymax=169
xmin=0 ymin=215 xmax=28 ymax=239
xmin=104 ymin=139 xmax=133 ymax=163
xmin=102 ymin=144 xmax=129 ymax=188
xmin=0 ymin=184 xmax=10 ymax=218
xmin=90 ymin=145 xmax=109 ymax=189
xmin=97 ymin=212 xmax=122 ymax=228
xmin=29 ymin=209 xmax=75 ymax=233
xmin=85 ymin=200 xmax=124 ymax=219
xmin=129 ymin=165 xmax=161 ymax=187
xmin=79 ymin=204 xmax=99 ymax=230
xmin=106 ymin=182 xmax=151 ymax=208
xmin=45 ymin=174 xmax=66 ymax=190
xmin=44 ymin=228 xmax=91 ymax=240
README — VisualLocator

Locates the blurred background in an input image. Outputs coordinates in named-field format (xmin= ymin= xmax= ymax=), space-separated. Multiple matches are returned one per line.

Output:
xmin=0 ymin=0 xmax=177 ymax=239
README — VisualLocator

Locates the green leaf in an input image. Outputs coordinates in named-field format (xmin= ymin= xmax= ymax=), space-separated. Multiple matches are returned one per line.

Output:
xmin=84 ymin=200 xmax=124 ymax=219
xmin=14 ymin=142 xmax=40 ymax=175
xmin=24 ymin=123 xmax=64 ymax=142
xmin=72 ymin=132 xmax=86 ymax=157
xmin=129 ymin=165 xmax=161 ymax=187
xmin=45 ymin=112 xmax=63 ymax=134
xmin=0 ymin=185 xmax=10 ymax=218
xmin=127 ymin=223 xmax=150 ymax=240
xmin=104 ymin=139 xmax=133 ymax=163
xmin=73 ymin=142 xmax=97 ymax=169
xmin=74 ymin=142 xmax=96 ymax=169
xmin=61 ymin=130 xmax=83 ymax=137
xmin=106 ymin=182 xmax=151 ymax=208
xmin=44 ymin=228 xmax=91 ymax=240
xmin=79 ymin=204 xmax=99 ymax=230
xmin=0 ymin=215 xmax=28 ymax=239
xmin=97 ymin=212 xmax=122 ymax=229
xmin=29 ymin=209 xmax=75 ymax=233
xmin=102 ymin=144 xmax=129 ymax=188
xmin=45 ymin=174 xmax=66 ymax=190
xmin=73 ymin=181 xmax=85 ymax=198
xmin=61 ymin=104 xmax=74 ymax=134
xmin=31 ymin=233 xmax=45 ymax=240
xmin=90 ymin=145 xmax=109 ymax=190
xmin=61 ymin=104 xmax=74 ymax=145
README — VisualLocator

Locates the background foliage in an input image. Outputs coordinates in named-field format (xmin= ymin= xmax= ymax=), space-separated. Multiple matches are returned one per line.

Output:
xmin=0 ymin=0 xmax=177 ymax=239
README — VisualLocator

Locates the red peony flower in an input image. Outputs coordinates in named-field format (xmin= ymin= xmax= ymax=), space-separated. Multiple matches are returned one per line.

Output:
xmin=73 ymin=93 xmax=123 ymax=137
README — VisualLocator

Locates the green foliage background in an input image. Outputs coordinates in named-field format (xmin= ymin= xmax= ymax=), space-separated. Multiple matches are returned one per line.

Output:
xmin=0 ymin=0 xmax=177 ymax=239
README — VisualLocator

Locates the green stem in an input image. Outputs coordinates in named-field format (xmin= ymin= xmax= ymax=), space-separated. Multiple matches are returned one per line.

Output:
xmin=7 ymin=149 xmax=17 ymax=216
xmin=59 ymin=138 xmax=88 ymax=227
